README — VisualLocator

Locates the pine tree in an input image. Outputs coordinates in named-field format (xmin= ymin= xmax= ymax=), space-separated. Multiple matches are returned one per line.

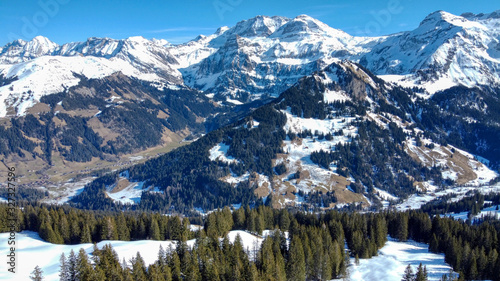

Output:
xmin=30 ymin=265 xmax=44 ymax=281
xmin=76 ymin=248 xmax=94 ymax=281
xmin=68 ymin=249 xmax=77 ymax=281
xmin=100 ymin=217 xmax=118 ymax=241
xmin=396 ymin=213 xmax=409 ymax=242
xmin=402 ymin=264 xmax=414 ymax=281
xmin=184 ymin=251 xmax=201 ymax=281
xmin=59 ymin=253 xmax=69 ymax=281
xmin=415 ymin=263 xmax=428 ymax=281
xmin=81 ymin=224 xmax=92 ymax=243
xmin=170 ymin=251 xmax=181 ymax=281
xmin=286 ymin=236 xmax=306 ymax=281
xmin=59 ymin=216 xmax=70 ymax=243
xmin=149 ymin=218 xmax=161 ymax=240
xmin=116 ymin=213 xmax=130 ymax=241
xmin=147 ymin=263 xmax=165 ymax=281
xmin=429 ymin=234 xmax=439 ymax=253
xmin=131 ymin=252 xmax=147 ymax=281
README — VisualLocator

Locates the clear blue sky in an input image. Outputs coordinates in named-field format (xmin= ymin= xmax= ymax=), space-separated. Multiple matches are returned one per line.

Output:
xmin=1 ymin=0 xmax=498 ymax=46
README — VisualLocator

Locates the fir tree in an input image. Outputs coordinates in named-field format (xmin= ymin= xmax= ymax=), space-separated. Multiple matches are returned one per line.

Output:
xmin=59 ymin=253 xmax=69 ymax=281
xmin=30 ymin=265 xmax=44 ymax=281
xmin=149 ymin=218 xmax=161 ymax=240
xmin=286 ymin=235 xmax=306 ymax=281
xmin=76 ymin=248 xmax=95 ymax=281
xmin=68 ymin=249 xmax=77 ymax=281
xmin=80 ymin=224 xmax=92 ymax=243
xmin=401 ymin=264 xmax=414 ymax=281
xmin=415 ymin=263 xmax=428 ymax=281
xmin=131 ymin=252 xmax=147 ymax=281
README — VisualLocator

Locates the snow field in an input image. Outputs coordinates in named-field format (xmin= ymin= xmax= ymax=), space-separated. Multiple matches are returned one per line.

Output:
xmin=0 ymin=229 xmax=275 ymax=281
xmin=348 ymin=238 xmax=455 ymax=281
xmin=0 ymin=230 xmax=455 ymax=281
xmin=396 ymin=183 xmax=500 ymax=211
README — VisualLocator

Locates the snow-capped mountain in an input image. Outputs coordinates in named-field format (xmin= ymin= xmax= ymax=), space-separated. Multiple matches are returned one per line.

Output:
xmin=180 ymin=15 xmax=381 ymax=102
xmin=0 ymin=36 xmax=183 ymax=116
xmin=0 ymin=36 xmax=58 ymax=64
xmin=1 ymin=10 xmax=499 ymax=117
xmin=361 ymin=10 xmax=500 ymax=94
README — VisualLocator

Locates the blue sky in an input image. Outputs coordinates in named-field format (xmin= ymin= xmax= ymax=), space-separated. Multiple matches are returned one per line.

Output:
xmin=1 ymin=0 xmax=498 ymax=46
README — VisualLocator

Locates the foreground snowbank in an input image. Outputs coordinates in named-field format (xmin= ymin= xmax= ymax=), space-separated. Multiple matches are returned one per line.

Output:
xmin=349 ymin=238 xmax=454 ymax=281
xmin=0 ymin=231 xmax=453 ymax=281
xmin=0 ymin=230 xmax=264 ymax=281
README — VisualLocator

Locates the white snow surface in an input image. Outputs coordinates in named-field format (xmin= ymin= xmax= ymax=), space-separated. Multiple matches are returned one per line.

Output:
xmin=366 ymin=10 xmax=500 ymax=95
xmin=282 ymin=107 xmax=357 ymax=136
xmin=209 ymin=142 xmax=239 ymax=164
xmin=396 ymin=183 xmax=500 ymax=211
xmin=444 ymin=204 xmax=500 ymax=221
xmin=348 ymin=238 xmax=455 ymax=281
xmin=106 ymin=181 xmax=146 ymax=205
xmin=0 ymin=229 xmax=280 ymax=281
xmin=0 ymin=54 xmax=174 ymax=117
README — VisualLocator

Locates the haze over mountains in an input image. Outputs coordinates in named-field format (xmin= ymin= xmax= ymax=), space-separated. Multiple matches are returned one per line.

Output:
xmin=1 ymin=10 xmax=500 ymax=211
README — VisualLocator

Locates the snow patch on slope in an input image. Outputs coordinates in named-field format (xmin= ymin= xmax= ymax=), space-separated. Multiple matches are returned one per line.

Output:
xmin=209 ymin=142 xmax=240 ymax=164
xmin=349 ymin=238 xmax=455 ymax=281
xmin=0 ymin=55 xmax=169 ymax=117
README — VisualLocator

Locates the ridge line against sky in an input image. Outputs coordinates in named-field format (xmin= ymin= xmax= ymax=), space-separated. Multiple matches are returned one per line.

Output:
xmin=0 ymin=0 xmax=498 ymax=46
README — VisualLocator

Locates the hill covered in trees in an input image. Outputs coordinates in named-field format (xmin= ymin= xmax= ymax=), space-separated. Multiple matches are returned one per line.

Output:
xmin=1 ymin=203 xmax=499 ymax=280
xmin=70 ymin=60 xmax=498 ymax=213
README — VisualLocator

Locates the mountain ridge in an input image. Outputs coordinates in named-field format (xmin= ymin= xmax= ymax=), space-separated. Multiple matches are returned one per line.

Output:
xmin=1 ymin=10 xmax=499 ymax=117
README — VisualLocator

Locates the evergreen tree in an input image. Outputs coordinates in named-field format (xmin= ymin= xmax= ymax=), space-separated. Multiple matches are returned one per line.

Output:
xmin=147 ymin=263 xmax=165 ymax=281
xmin=170 ymin=251 xmax=181 ymax=281
xmin=401 ymin=264 xmax=414 ymax=281
xmin=80 ymin=224 xmax=92 ymax=243
xmin=76 ymin=248 xmax=95 ymax=281
xmin=116 ymin=213 xmax=130 ymax=241
xmin=131 ymin=252 xmax=147 ymax=281
xmin=415 ymin=263 xmax=428 ymax=281
xmin=59 ymin=253 xmax=69 ymax=281
xmin=286 ymin=235 xmax=306 ymax=281
xmin=396 ymin=213 xmax=409 ymax=242
xmin=68 ymin=249 xmax=77 ymax=281
xmin=30 ymin=265 xmax=44 ymax=281
xmin=149 ymin=218 xmax=161 ymax=240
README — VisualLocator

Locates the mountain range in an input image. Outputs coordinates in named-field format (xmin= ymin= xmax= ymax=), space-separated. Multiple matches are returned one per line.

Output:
xmin=1 ymin=10 xmax=500 ymax=212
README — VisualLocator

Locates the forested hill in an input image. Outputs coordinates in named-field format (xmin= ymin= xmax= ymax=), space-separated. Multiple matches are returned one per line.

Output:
xmin=1 ymin=203 xmax=499 ymax=280
xmin=71 ymin=60 xmax=498 ymax=213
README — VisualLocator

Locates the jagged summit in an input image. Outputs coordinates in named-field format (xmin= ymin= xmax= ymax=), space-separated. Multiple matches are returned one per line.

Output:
xmin=0 ymin=35 xmax=58 ymax=64
xmin=208 ymin=15 xmax=289 ymax=47
xmin=1 ymin=10 xmax=499 ymax=114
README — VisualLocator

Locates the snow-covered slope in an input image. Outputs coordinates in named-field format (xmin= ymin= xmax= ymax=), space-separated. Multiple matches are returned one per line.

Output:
xmin=349 ymin=238 xmax=455 ymax=281
xmin=0 ymin=36 xmax=182 ymax=117
xmin=1 ymin=10 xmax=499 ymax=115
xmin=0 ymin=36 xmax=58 ymax=64
xmin=361 ymin=10 xmax=500 ymax=94
xmin=0 ymin=230 xmax=265 ymax=281
xmin=180 ymin=15 xmax=381 ymax=102
xmin=0 ymin=230 xmax=456 ymax=281
xmin=195 ymin=60 xmax=497 ymax=209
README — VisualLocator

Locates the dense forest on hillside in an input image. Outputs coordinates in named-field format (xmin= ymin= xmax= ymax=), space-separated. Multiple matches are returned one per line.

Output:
xmin=1 ymin=203 xmax=499 ymax=280
xmin=71 ymin=68 xmax=456 ymax=212
xmin=0 ymin=74 xmax=236 ymax=163
xmin=70 ymin=99 xmax=289 ymax=212
xmin=420 ymin=192 xmax=500 ymax=217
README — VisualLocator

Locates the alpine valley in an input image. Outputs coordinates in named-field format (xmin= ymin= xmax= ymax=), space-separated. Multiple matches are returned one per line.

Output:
xmin=1 ymin=10 xmax=500 ymax=213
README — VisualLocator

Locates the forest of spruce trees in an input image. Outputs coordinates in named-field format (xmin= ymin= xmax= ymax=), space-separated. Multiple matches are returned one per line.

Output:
xmin=1 ymin=202 xmax=500 ymax=280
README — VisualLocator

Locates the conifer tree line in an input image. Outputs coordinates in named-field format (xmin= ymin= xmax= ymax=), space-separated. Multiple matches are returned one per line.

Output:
xmin=401 ymin=263 xmax=432 ymax=281
xmin=1 ymin=203 xmax=499 ymax=280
